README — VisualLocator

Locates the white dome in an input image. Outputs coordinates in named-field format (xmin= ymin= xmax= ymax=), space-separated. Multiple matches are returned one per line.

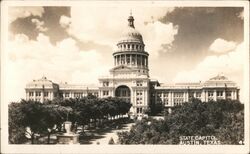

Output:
xmin=117 ymin=15 xmax=144 ymax=44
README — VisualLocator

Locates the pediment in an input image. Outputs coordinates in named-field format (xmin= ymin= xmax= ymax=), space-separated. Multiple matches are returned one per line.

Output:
xmin=110 ymin=65 xmax=133 ymax=72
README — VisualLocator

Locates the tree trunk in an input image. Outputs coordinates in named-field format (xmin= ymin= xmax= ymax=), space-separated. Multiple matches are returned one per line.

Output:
xmin=47 ymin=133 xmax=50 ymax=144
xmin=31 ymin=133 xmax=35 ymax=144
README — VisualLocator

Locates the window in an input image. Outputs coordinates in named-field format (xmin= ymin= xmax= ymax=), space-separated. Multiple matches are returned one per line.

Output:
xmin=44 ymin=92 xmax=48 ymax=97
xmin=136 ymin=91 xmax=142 ymax=96
xmin=103 ymin=81 xmax=109 ymax=87
xmin=121 ymin=55 xmax=125 ymax=64
xmin=137 ymin=108 xmax=142 ymax=113
xmin=164 ymin=98 xmax=168 ymax=105
xmin=94 ymin=92 xmax=99 ymax=97
xmin=136 ymin=45 xmax=138 ymax=49
xmin=208 ymin=91 xmax=213 ymax=97
xmin=163 ymin=93 xmax=168 ymax=97
xmin=29 ymin=92 xmax=34 ymax=97
xmin=136 ymin=81 xmax=143 ymax=86
xmin=226 ymin=91 xmax=232 ymax=97
xmin=65 ymin=92 xmax=69 ymax=97
xmin=36 ymin=91 xmax=41 ymax=97
xmin=126 ymin=55 xmax=130 ymax=64
xmin=128 ymin=44 xmax=130 ymax=49
xmin=217 ymin=91 xmax=223 ymax=97
xmin=174 ymin=92 xmax=183 ymax=98
xmin=103 ymin=91 xmax=109 ymax=96
xmin=196 ymin=92 xmax=201 ymax=98
xmin=132 ymin=44 xmax=134 ymax=49
xmin=74 ymin=93 xmax=82 ymax=98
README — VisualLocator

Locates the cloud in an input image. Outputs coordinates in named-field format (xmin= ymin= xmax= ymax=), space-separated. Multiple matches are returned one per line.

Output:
xmin=142 ymin=21 xmax=178 ymax=57
xmin=5 ymin=33 xmax=111 ymax=102
xmin=209 ymin=38 xmax=236 ymax=53
xmin=8 ymin=7 xmax=45 ymax=23
xmin=238 ymin=10 xmax=244 ymax=20
xmin=59 ymin=15 xmax=71 ymax=28
xmin=61 ymin=7 xmax=177 ymax=58
xmin=31 ymin=18 xmax=48 ymax=32
xmin=173 ymin=42 xmax=244 ymax=83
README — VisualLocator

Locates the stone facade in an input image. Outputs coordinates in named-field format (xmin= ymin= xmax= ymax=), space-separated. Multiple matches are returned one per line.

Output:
xmin=25 ymin=15 xmax=240 ymax=116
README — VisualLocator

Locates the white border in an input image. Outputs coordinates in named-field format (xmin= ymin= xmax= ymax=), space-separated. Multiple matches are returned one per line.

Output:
xmin=1 ymin=1 xmax=249 ymax=154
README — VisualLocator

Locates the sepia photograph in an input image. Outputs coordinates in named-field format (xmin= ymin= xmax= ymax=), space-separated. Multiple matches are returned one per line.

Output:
xmin=1 ymin=0 xmax=249 ymax=153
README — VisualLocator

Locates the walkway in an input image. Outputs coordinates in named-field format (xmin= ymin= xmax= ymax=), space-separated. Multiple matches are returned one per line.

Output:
xmin=90 ymin=122 xmax=134 ymax=145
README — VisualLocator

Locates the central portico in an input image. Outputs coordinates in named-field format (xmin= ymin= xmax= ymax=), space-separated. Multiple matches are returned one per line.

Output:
xmin=98 ymin=14 xmax=150 ymax=116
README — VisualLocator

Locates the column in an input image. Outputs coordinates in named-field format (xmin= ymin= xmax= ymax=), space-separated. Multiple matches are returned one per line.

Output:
xmin=34 ymin=91 xmax=36 ymax=100
xmin=140 ymin=55 xmax=142 ymax=67
xmin=223 ymin=90 xmax=226 ymax=99
xmin=41 ymin=91 xmax=44 ymax=103
xmin=26 ymin=92 xmax=29 ymax=100
xmin=118 ymin=55 xmax=120 ymax=65
xmin=145 ymin=90 xmax=148 ymax=107
xmin=213 ymin=90 xmax=217 ymax=101
xmin=51 ymin=92 xmax=54 ymax=100
xmin=135 ymin=54 xmax=138 ymax=67
xmin=171 ymin=92 xmax=174 ymax=106
xmin=155 ymin=92 xmax=157 ymax=104
xmin=201 ymin=90 xmax=205 ymax=102
xmin=186 ymin=92 xmax=189 ymax=102
xmin=130 ymin=54 xmax=132 ymax=66
xmin=161 ymin=92 xmax=164 ymax=105
xmin=205 ymin=91 xmax=208 ymax=102
xmin=168 ymin=92 xmax=172 ymax=106
xmin=125 ymin=54 xmax=127 ymax=65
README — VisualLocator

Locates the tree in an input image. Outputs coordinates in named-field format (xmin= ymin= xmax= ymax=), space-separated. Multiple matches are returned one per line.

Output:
xmin=118 ymin=99 xmax=244 ymax=144
xmin=108 ymin=137 xmax=115 ymax=144
xmin=8 ymin=102 xmax=27 ymax=144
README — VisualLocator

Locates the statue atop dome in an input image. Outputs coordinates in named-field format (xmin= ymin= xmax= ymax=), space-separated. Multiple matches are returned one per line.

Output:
xmin=128 ymin=12 xmax=135 ymax=28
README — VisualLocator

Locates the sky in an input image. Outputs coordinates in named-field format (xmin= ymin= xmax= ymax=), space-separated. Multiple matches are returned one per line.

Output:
xmin=4 ymin=5 xmax=245 ymax=103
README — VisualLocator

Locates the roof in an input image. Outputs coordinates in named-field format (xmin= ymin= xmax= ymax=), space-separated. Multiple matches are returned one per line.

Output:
xmin=26 ymin=76 xmax=58 ymax=89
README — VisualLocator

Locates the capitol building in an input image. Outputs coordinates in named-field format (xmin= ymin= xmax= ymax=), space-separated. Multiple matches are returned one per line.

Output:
xmin=25 ymin=14 xmax=240 ymax=116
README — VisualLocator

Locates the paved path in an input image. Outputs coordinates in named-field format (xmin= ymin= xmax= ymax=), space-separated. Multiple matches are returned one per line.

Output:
xmin=91 ymin=123 xmax=134 ymax=145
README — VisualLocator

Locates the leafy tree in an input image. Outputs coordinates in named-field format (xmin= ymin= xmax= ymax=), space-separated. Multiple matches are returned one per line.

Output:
xmin=118 ymin=99 xmax=244 ymax=144
xmin=108 ymin=137 xmax=115 ymax=144
xmin=8 ymin=102 xmax=27 ymax=144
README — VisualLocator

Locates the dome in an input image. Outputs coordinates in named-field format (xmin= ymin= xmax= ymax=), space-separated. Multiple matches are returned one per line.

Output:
xmin=117 ymin=15 xmax=144 ymax=44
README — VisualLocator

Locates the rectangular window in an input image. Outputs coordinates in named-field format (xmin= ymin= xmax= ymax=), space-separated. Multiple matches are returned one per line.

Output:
xmin=36 ymin=91 xmax=41 ymax=97
xmin=208 ymin=91 xmax=213 ymax=97
xmin=136 ymin=81 xmax=143 ymax=86
xmin=226 ymin=91 xmax=232 ymax=97
xmin=103 ymin=91 xmax=109 ymax=96
xmin=65 ymin=92 xmax=69 ymax=97
xmin=164 ymin=98 xmax=168 ymax=105
xmin=94 ymin=92 xmax=99 ymax=97
xmin=196 ymin=92 xmax=201 ymax=98
xmin=132 ymin=55 xmax=136 ymax=65
xmin=174 ymin=92 xmax=183 ymax=98
xmin=44 ymin=92 xmax=48 ymax=97
xmin=74 ymin=93 xmax=82 ymax=98
xmin=29 ymin=92 xmax=34 ymax=97
xmin=103 ymin=81 xmax=109 ymax=87
xmin=163 ymin=93 xmax=168 ymax=97
xmin=217 ymin=91 xmax=223 ymax=97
